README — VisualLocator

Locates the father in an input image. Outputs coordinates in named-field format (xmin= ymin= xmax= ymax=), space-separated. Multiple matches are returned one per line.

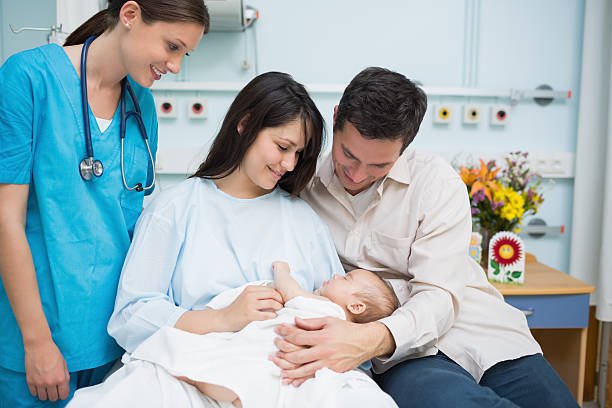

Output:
xmin=274 ymin=67 xmax=577 ymax=408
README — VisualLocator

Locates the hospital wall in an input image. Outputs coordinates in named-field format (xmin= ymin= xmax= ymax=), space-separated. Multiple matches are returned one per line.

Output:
xmin=0 ymin=0 xmax=584 ymax=272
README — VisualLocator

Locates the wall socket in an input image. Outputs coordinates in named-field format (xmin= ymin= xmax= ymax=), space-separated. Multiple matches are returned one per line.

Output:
xmin=490 ymin=105 xmax=510 ymax=126
xmin=188 ymin=98 xmax=208 ymax=119
xmin=433 ymin=104 xmax=452 ymax=124
xmin=155 ymin=97 xmax=178 ymax=119
xmin=463 ymin=105 xmax=481 ymax=124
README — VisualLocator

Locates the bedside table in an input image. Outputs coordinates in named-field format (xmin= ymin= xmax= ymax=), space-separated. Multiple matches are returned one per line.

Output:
xmin=491 ymin=254 xmax=594 ymax=406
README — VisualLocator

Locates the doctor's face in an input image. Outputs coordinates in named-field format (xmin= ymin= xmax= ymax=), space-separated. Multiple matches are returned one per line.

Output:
xmin=331 ymin=119 xmax=403 ymax=195
xmin=121 ymin=20 xmax=204 ymax=87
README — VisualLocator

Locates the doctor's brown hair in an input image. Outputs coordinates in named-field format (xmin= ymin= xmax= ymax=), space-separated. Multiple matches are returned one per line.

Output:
xmin=64 ymin=0 xmax=209 ymax=46
xmin=191 ymin=72 xmax=325 ymax=196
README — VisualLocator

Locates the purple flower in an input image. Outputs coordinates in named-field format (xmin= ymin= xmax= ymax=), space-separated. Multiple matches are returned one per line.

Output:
xmin=471 ymin=207 xmax=479 ymax=215
xmin=492 ymin=200 xmax=505 ymax=210
xmin=472 ymin=189 xmax=485 ymax=204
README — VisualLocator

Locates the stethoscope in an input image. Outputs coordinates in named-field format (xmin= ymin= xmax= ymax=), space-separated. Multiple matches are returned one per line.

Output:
xmin=79 ymin=36 xmax=155 ymax=192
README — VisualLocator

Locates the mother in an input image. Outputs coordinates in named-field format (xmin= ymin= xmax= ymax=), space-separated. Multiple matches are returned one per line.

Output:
xmin=107 ymin=72 xmax=341 ymax=353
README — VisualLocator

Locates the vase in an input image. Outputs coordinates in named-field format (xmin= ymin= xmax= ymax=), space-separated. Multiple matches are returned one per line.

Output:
xmin=479 ymin=228 xmax=494 ymax=270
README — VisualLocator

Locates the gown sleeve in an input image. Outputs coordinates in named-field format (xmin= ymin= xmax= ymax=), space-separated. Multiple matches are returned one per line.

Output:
xmin=108 ymin=207 xmax=187 ymax=352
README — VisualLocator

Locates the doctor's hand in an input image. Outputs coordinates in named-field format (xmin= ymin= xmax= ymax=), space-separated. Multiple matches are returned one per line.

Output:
xmin=24 ymin=338 xmax=70 ymax=402
xmin=271 ymin=317 xmax=394 ymax=386
xmin=219 ymin=285 xmax=284 ymax=332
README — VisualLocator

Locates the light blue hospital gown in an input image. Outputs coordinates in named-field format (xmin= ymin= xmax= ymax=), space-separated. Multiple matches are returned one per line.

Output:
xmin=108 ymin=177 xmax=345 ymax=353
xmin=0 ymin=44 xmax=158 ymax=373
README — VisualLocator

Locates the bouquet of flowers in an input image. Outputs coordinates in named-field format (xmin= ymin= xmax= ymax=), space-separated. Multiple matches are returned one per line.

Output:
xmin=459 ymin=151 xmax=544 ymax=235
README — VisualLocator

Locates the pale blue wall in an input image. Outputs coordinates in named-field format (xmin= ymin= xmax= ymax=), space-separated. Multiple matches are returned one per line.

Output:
xmin=0 ymin=0 xmax=56 ymax=61
xmin=0 ymin=0 xmax=585 ymax=271
xmin=146 ymin=0 xmax=587 ymax=272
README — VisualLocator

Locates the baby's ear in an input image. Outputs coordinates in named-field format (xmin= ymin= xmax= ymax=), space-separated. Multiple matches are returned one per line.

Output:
xmin=346 ymin=301 xmax=366 ymax=315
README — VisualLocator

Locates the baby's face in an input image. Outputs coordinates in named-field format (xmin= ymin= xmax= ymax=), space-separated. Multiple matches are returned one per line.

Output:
xmin=318 ymin=269 xmax=374 ymax=306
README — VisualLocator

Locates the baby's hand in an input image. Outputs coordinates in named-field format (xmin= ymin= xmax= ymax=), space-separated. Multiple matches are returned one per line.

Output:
xmin=272 ymin=261 xmax=291 ymax=278
xmin=272 ymin=261 xmax=304 ymax=303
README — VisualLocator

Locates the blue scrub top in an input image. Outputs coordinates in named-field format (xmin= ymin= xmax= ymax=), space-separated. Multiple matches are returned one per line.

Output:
xmin=0 ymin=44 xmax=158 ymax=372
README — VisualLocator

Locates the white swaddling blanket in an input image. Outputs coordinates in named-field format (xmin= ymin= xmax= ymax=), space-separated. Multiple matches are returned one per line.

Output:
xmin=69 ymin=282 xmax=397 ymax=408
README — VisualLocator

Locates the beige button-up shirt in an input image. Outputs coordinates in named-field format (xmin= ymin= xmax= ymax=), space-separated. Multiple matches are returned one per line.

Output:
xmin=301 ymin=150 xmax=542 ymax=381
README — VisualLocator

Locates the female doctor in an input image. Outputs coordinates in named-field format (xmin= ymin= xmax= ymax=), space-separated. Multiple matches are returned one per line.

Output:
xmin=0 ymin=1 xmax=208 ymax=406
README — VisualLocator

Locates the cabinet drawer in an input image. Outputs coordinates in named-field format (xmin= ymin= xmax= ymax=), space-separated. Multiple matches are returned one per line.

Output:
xmin=503 ymin=294 xmax=589 ymax=329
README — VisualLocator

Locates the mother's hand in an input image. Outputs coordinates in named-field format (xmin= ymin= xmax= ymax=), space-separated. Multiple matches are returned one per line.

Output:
xmin=219 ymin=285 xmax=284 ymax=332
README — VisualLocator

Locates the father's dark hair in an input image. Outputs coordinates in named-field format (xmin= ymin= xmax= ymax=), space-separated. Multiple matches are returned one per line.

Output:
xmin=334 ymin=67 xmax=427 ymax=151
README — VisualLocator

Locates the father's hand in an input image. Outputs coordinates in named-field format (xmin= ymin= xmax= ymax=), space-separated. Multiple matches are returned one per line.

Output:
xmin=271 ymin=316 xmax=394 ymax=386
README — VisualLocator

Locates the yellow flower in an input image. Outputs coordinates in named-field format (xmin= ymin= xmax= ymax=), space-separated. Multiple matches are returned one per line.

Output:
xmin=494 ymin=187 xmax=525 ymax=222
xmin=510 ymin=194 xmax=524 ymax=208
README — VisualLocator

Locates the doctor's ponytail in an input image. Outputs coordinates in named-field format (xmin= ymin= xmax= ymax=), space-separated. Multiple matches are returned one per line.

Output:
xmin=64 ymin=0 xmax=209 ymax=46
xmin=64 ymin=9 xmax=113 ymax=46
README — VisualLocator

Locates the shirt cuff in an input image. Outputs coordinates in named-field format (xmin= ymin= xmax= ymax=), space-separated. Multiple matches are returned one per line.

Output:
xmin=372 ymin=311 xmax=437 ymax=373
xmin=377 ymin=313 xmax=415 ymax=362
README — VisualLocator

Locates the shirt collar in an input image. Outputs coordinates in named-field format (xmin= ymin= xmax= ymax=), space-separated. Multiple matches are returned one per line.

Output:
xmin=317 ymin=153 xmax=336 ymax=188
xmin=385 ymin=149 xmax=414 ymax=185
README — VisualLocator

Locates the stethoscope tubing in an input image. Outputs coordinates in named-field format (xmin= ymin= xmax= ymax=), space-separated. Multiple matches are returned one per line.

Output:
xmin=79 ymin=36 xmax=155 ymax=192
xmin=80 ymin=36 xmax=95 ymax=160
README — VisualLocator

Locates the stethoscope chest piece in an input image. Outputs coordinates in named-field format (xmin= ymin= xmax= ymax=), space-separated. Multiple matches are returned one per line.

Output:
xmin=79 ymin=157 xmax=104 ymax=181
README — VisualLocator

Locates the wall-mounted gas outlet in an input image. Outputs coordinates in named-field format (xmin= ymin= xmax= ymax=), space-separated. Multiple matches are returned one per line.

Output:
xmin=155 ymin=97 xmax=177 ymax=119
xmin=188 ymin=98 xmax=208 ymax=119
xmin=433 ymin=105 xmax=452 ymax=124
xmin=490 ymin=105 xmax=510 ymax=126
xmin=463 ymin=105 xmax=481 ymax=124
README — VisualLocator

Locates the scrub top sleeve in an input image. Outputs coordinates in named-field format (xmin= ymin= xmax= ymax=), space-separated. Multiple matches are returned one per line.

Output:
xmin=0 ymin=55 xmax=35 ymax=184
xmin=108 ymin=211 xmax=187 ymax=352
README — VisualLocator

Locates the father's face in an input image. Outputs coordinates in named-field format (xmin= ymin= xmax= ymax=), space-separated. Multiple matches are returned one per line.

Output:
xmin=332 ymin=120 xmax=403 ymax=195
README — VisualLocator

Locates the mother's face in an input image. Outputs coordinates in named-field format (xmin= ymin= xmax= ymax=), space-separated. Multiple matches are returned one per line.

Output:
xmin=240 ymin=120 xmax=306 ymax=196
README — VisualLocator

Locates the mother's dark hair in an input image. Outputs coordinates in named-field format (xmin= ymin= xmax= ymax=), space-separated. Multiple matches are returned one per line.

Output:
xmin=191 ymin=72 xmax=325 ymax=196
xmin=65 ymin=0 xmax=209 ymax=46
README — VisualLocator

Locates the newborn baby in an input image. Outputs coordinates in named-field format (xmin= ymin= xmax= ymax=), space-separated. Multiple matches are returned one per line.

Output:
xmin=193 ymin=261 xmax=400 ymax=407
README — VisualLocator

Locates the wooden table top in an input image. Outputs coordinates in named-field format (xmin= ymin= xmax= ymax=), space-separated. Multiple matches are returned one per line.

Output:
xmin=490 ymin=254 xmax=595 ymax=296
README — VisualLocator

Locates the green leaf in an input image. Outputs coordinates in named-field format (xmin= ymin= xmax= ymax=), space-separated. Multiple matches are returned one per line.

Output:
xmin=491 ymin=260 xmax=500 ymax=275
xmin=511 ymin=271 xmax=523 ymax=279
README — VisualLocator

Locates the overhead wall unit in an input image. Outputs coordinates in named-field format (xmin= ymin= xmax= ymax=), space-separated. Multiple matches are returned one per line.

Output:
xmin=207 ymin=0 xmax=251 ymax=32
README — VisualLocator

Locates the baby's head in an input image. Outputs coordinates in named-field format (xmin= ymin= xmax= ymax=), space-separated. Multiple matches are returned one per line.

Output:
xmin=317 ymin=269 xmax=399 ymax=323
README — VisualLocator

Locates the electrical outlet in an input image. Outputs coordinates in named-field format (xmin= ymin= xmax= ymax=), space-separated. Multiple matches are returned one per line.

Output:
xmin=188 ymin=98 xmax=208 ymax=119
xmin=463 ymin=105 xmax=481 ymax=124
xmin=155 ymin=97 xmax=177 ymax=119
xmin=527 ymin=153 xmax=575 ymax=178
xmin=433 ymin=105 xmax=452 ymax=124
xmin=490 ymin=105 xmax=510 ymax=126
